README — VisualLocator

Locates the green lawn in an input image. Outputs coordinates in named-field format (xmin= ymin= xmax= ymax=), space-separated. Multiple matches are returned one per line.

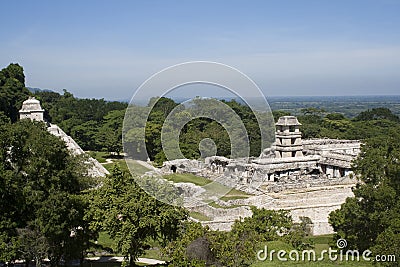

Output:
xmin=95 ymin=232 xmax=169 ymax=262
xmin=142 ymin=248 xmax=170 ymax=261
xmin=220 ymin=195 xmax=249 ymax=201
xmin=189 ymin=211 xmax=212 ymax=221
xmin=88 ymin=151 xmax=110 ymax=163
xmin=125 ymin=159 xmax=152 ymax=176
xmin=200 ymin=181 xmax=252 ymax=201
xmin=251 ymin=237 xmax=373 ymax=267
xmin=94 ymin=232 xmax=116 ymax=254
xmin=93 ymin=230 xmax=373 ymax=267
xmin=252 ymin=261 xmax=373 ymax=266
xmin=208 ymin=201 xmax=243 ymax=209
xmin=163 ymin=173 xmax=212 ymax=186
xmin=103 ymin=159 xmax=130 ymax=173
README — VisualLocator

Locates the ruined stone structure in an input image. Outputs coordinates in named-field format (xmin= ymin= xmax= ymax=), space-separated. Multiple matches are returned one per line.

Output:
xmin=19 ymin=97 xmax=109 ymax=177
xmin=19 ymin=97 xmax=45 ymax=121
xmin=275 ymin=116 xmax=303 ymax=158
xmin=162 ymin=116 xmax=360 ymax=190
xmin=160 ymin=115 xmax=361 ymax=235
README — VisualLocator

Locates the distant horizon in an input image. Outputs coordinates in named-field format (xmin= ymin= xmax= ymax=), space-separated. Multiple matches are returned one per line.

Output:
xmin=27 ymin=87 xmax=400 ymax=117
xmin=28 ymin=86 xmax=400 ymax=102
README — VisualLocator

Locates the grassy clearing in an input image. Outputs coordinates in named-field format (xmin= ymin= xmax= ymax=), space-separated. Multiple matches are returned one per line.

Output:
xmin=103 ymin=159 xmax=152 ymax=176
xmin=309 ymin=234 xmax=334 ymax=245
xmin=163 ymin=173 xmax=212 ymax=186
xmin=95 ymin=232 xmax=168 ymax=262
xmin=142 ymin=248 xmax=169 ymax=261
xmin=189 ymin=211 xmax=212 ymax=221
xmin=251 ymin=236 xmax=373 ymax=267
xmin=103 ymin=159 xmax=130 ymax=173
xmin=88 ymin=151 xmax=110 ymax=163
xmin=96 ymin=232 xmax=115 ymax=251
xmin=221 ymin=188 xmax=251 ymax=200
xmin=252 ymin=260 xmax=373 ymax=266
xmin=197 ymin=181 xmax=253 ymax=202
xmin=208 ymin=201 xmax=244 ymax=209
xmin=125 ymin=159 xmax=151 ymax=176
xmin=226 ymin=188 xmax=251 ymax=196
xmin=219 ymin=195 xmax=249 ymax=201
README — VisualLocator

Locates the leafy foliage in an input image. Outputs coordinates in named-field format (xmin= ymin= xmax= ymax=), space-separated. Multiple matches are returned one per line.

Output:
xmin=329 ymin=130 xmax=400 ymax=266
xmin=165 ymin=207 xmax=307 ymax=267
xmin=86 ymin=166 xmax=187 ymax=266
xmin=354 ymin=107 xmax=400 ymax=122
xmin=0 ymin=120 xmax=94 ymax=265
xmin=34 ymin=89 xmax=127 ymax=153
xmin=0 ymin=63 xmax=31 ymax=122
xmin=139 ymin=97 xmax=266 ymax=165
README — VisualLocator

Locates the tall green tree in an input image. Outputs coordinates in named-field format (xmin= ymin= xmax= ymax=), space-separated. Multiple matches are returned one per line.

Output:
xmin=0 ymin=63 xmax=31 ymax=122
xmin=87 ymin=166 xmax=187 ymax=266
xmin=0 ymin=120 xmax=94 ymax=265
xmin=354 ymin=107 xmax=400 ymax=122
xmin=97 ymin=110 xmax=125 ymax=154
xmin=329 ymin=130 xmax=400 ymax=265
xmin=165 ymin=207 xmax=301 ymax=267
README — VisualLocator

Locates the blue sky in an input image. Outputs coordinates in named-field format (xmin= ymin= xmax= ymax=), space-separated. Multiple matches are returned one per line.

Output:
xmin=1 ymin=0 xmax=399 ymax=100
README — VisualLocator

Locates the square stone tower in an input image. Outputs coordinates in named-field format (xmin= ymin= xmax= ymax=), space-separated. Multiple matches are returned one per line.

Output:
xmin=19 ymin=97 xmax=45 ymax=121
xmin=275 ymin=116 xmax=303 ymax=158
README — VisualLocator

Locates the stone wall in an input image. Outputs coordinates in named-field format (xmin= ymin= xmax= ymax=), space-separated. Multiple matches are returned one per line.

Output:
xmin=198 ymin=184 xmax=354 ymax=235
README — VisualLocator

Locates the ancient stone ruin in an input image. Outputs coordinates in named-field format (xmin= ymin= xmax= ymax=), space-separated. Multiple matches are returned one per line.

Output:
xmin=160 ymin=116 xmax=361 ymax=235
xmin=161 ymin=116 xmax=360 ymax=193
xmin=19 ymin=97 xmax=109 ymax=177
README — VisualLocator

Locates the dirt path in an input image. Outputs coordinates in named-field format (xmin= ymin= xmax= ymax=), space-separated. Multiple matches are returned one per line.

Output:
xmin=85 ymin=256 xmax=165 ymax=265
xmin=100 ymin=158 xmax=114 ymax=165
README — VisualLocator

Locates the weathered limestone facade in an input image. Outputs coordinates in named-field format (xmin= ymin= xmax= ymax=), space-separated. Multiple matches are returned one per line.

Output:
xmin=19 ymin=97 xmax=109 ymax=177
xmin=162 ymin=116 xmax=360 ymax=192
xmin=275 ymin=116 xmax=303 ymax=158
xmin=160 ymin=115 xmax=361 ymax=235
xmin=187 ymin=184 xmax=353 ymax=235
xmin=19 ymin=97 xmax=45 ymax=121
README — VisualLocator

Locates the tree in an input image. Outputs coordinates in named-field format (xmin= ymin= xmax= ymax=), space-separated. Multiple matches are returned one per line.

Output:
xmin=354 ymin=107 xmax=400 ymax=123
xmin=325 ymin=112 xmax=346 ymax=120
xmin=240 ymin=207 xmax=293 ymax=241
xmin=87 ymin=166 xmax=187 ymax=266
xmin=71 ymin=120 xmax=100 ymax=151
xmin=272 ymin=110 xmax=291 ymax=122
xmin=17 ymin=226 xmax=49 ymax=267
xmin=164 ymin=221 xmax=211 ymax=267
xmin=97 ymin=110 xmax=125 ymax=155
xmin=208 ymin=222 xmax=257 ymax=267
xmin=165 ymin=207 xmax=302 ymax=267
xmin=0 ymin=63 xmax=31 ymax=122
xmin=329 ymin=130 xmax=400 ymax=265
xmin=0 ymin=120 xmax=94 ymax=265
xmin=33 ymin=89 xmax=127 ymax=151
xmin=148 ymin=97 xmax=178 ymax=118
